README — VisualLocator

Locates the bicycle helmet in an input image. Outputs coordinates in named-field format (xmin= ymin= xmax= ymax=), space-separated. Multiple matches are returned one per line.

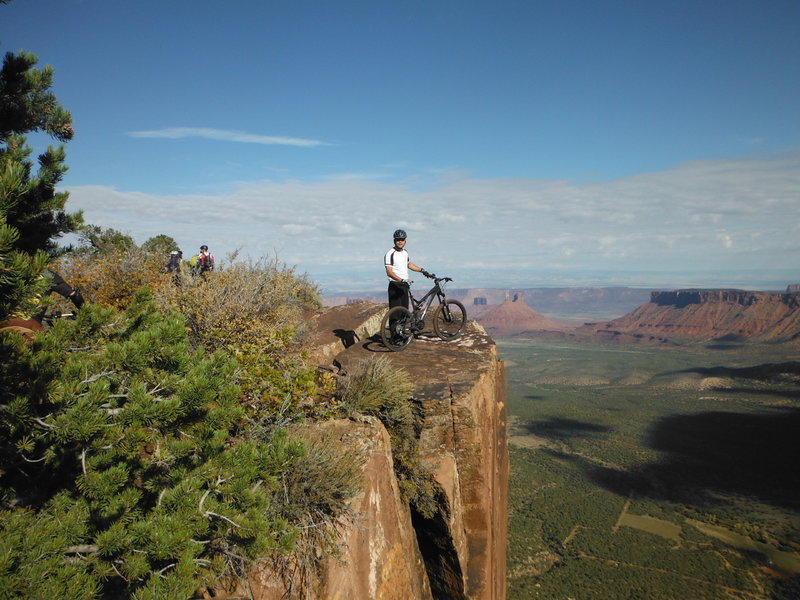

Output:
xmin=200 ymin=245 xmax=208 ymax=250
xmin=393 ymin=229 xmax=407 ymax=241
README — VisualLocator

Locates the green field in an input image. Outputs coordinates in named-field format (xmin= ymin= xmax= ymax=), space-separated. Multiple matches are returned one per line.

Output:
xmin=499 ymin=339 xmax=800 ymax=600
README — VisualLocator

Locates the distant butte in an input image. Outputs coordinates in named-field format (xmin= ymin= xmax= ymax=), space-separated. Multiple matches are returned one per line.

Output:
xmin=474 ymin=292 xmax=570 ymax=336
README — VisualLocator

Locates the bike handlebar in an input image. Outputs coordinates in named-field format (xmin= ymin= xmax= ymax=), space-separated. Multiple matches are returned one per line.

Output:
xmin=409 ymin=274 xmax=453 ymax=285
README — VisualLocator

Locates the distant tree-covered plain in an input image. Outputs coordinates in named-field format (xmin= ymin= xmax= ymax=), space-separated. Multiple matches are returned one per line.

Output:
xmin=500 ymin=338 xmax=800 ymax=600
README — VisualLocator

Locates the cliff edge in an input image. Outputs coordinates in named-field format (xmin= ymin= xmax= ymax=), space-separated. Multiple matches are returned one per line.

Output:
xmin=251 ymin=301 xmax=508 ymax=600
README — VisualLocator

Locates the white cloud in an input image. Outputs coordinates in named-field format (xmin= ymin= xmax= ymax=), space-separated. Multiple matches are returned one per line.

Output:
xmin=65 ymin=152 xmax=800 ymax=292
xmin=282 ymin=224 xmax=315 ymax=235
xmin=127 ymin=127 xmax=328 ymax=147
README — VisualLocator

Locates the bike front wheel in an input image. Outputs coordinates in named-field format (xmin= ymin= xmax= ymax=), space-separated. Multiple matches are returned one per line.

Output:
xmin=433 ymin=299 xmax=467 ymax=341
xmin=381 ymin=306 xmax=414 ymax=351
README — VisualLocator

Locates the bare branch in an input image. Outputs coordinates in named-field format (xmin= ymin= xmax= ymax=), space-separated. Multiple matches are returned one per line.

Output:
xmin=156 ymin=563 xmax=176 ymax=577
xmin=20 ymin=454 xmax=46 ymax=463
xmin=32 ymin=417 xmax=55 ymax=429
xmin=204 ymin=511 xmax=242 ymax=528
xmin=198 ymin=489 xmax=211 ymax=511
xmin=81 ymin=370 xmax=116 ymax=385
xmin=64 ymin=544 xmax=99 ymax=555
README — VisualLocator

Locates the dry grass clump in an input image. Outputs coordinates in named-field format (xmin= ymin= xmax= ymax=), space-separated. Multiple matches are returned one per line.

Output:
xmin=339 ymin=355 xmax=415 ymax=416
xmin=279 ymin=428 xmax=362 ymax=533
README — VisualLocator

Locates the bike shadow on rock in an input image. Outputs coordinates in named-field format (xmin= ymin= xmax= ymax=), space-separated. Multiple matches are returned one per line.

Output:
xmin=360 ymin=328 xmax=446 ymax=354
xmin=361 ymin=334 xmax=393 ymax=353
xmin=586 ymin=406 xmax=800 ymax=512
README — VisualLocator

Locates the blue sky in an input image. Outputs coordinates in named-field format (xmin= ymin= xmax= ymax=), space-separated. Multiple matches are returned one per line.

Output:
xmin=4 ymin=0 xmax=799 ymax=293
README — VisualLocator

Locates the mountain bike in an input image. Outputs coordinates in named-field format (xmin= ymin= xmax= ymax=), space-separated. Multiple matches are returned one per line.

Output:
xmin=380 ymin=273 xmax=467 ymax=351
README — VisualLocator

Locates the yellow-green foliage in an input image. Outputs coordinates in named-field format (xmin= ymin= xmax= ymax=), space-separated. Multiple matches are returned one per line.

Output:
xmin=57 ymin=249 xmax=322 ymax=410
xmin=158 ymin=256 xmax=320 ymax=352
xmin=55 ymin=247 xmax=172 ymax=310
xmin=156 ymin=256 xmax=322 ymax=409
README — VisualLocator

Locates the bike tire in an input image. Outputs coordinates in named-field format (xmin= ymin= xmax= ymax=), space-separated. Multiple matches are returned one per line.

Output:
xmin=433 ymin=299 xmax=467 ymax=341
xmin=380 ymin=306 xmax=415 ymax=351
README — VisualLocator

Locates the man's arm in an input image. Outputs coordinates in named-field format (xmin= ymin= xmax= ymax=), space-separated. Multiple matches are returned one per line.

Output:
xmin=408 ymin=262 xmax=425 ymax=273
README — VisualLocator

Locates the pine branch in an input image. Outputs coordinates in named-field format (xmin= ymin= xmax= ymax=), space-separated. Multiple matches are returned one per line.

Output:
xmin=110 ymin=561 xmax=129 ymax=582
xmin=198 ymin=489 xmax=211 ymax=511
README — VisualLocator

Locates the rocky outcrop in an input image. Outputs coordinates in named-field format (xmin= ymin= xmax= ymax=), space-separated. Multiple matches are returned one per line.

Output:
xmin=581 ymin=289 xmax=800 ymax=343
xmin=303 ymin=301 xmax=387 ymax=365
xmin=251 ymin=305 xmax=508 ymax=599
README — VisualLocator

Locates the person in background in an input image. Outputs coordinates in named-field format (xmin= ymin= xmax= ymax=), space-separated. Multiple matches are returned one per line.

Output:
xmin=165 ymin=249 xmax=183 ymax=284
xmin=194 ymin=244 xmax=214 ymax=277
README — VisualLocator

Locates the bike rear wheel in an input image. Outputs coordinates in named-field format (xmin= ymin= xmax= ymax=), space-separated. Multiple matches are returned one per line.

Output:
xmin=433 ymin=299 xmax=467 ymax=341
xmin=380 ymin=306 xmax=414 ymax=351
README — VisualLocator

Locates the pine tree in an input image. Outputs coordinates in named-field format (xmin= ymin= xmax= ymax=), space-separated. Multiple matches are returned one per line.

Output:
xmin=0 ymin=49 xmax=83 ymax=256
xmin=0 ymin=291 xmax=303 ymax=598
xmin=0 ymin=45 xmax=83 ymax=321
xmin=0 ymin=17 xmax=357 ymax=596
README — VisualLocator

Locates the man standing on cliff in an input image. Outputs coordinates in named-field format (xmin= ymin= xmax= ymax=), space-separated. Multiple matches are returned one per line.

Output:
xmin=384 ymin=229 xmax=427 ymax=310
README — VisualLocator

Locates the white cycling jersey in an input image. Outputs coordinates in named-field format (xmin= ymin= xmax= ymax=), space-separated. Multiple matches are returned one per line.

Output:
xmin=384 ymin=248 xmax=410 ymax=281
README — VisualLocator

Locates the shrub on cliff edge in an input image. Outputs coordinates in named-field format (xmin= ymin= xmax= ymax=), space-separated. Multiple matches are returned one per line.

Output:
xmin=339 ymin=356 xmax=438 ymax=518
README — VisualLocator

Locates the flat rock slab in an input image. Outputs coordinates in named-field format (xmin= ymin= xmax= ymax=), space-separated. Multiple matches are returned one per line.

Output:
xmin=333 ymin=320 xmax=496 ymax=389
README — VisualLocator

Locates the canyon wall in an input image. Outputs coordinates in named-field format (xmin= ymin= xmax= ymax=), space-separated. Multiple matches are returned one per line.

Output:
xmin=251 ymin=302 xmax=508 ymax=600
xmin=583 ymin=289 xmax=800 ymax=343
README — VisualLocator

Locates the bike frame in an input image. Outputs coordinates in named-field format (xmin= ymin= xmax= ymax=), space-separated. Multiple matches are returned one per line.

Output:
xmin=408 ymin=279 xmax=448 ymax=322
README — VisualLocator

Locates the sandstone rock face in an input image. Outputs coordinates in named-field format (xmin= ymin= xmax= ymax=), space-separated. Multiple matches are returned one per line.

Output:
xmin=582 ymin=289 xmax=800 ymax=343
xmin=253 ymin=306 xmax=508 ymax=600
xmin=335 ymin=322 xmax=508 ymax=600
xmin=249 ymin=418 xmax=432 ymax=600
